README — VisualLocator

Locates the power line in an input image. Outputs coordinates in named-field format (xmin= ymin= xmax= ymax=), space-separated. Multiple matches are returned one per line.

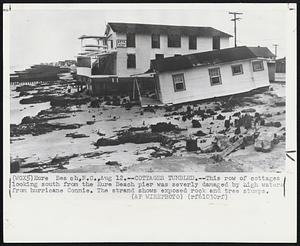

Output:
xmin=229 ymin=12 xmax=243 ymax=47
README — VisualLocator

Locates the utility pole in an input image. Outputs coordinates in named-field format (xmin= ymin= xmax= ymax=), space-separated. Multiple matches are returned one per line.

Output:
xmin=229 ymin=12 xmax=243 ymax=47
xmin=273 ymin=44 xmax=278 ymax=58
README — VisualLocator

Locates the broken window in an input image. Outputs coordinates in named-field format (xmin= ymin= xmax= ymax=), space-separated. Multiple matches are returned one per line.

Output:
xmin=208 ymin=67 xmax=222 ymax=85
xmin=127 ymin=54 xmax=136 ymax=68
xmin=212 ymin=36 xmax=220 ymax=50
xmin=155 ymin=54 xmax=164 ymax=60
xmin=152 ymin=34 xmax=160 ymax=48
xmin=252 ymin=60 xmax=264 ymax=72
xmin=168 ymin=34 xmax=181 ymax=48
xmin=231 ymin=64 xmax=243 ymax=75
xmin=126 ymin=33 xmax=135 ymax=47
xmin=172 ymin=73 xmax=186 ymax=92
xmin=189 ymin=35 xmax=197 ymax=50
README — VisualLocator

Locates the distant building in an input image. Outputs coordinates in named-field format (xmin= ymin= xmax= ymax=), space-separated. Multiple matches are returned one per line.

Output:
xmin=275 ymin=57 xmax=286 ymax=82
xmin=147 ymin=46 xmax=275 ymax=105
xmin=76 ymin=22 xmax=232 ymax=96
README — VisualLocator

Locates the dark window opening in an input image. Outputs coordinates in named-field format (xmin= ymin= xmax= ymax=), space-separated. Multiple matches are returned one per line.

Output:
xmin=127 ymin=54 xmax=136 ymax=68
xmin=174 ymin=54 xmax=181 ymax=57
xmin=155 ymin=54 xmax=164 ymax=60
xmin=126 ymin=33 xmax=135 ymax=47
xmin=110 ymin=40 xmax=113 ymax=49
xmin=231 ymin=64 xmax=243 ymax=75
xmin=252 ymin=61 xmax=264 ymax=72
xmin=152 ymin=34 xmax=160 ymax=48
xmin=168 ymin=34 xmax=181 ymax=48
xmin=212 ymin=36 xmax=220 ymax=50
xmin=189 ymin=35 xmax=197 ymax=50
xmin=77 ymin=57 xmax=91 ymax=68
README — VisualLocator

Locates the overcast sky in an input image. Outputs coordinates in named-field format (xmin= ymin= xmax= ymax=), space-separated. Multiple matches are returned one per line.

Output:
xmin=8 ymin=3 xmax=292 ymax=68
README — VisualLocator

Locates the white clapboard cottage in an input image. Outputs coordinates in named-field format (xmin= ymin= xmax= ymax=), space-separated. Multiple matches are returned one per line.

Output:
xmin=76 ymin=22 xmax=232 ymax=96
xmin=145 ymin=46 xmax=275 ymax=105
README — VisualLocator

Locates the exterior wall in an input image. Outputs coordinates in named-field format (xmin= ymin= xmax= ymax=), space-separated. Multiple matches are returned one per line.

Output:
xmin=275 ymin=73 xmax=285 ymax=82
xmin=157 ymin=59 xmax=270 ymax=104
xmin=220 ymin=37 xmax=229 ymax=49
xmin=76 ymin=67 xmax=91 ymax=77
xmin=267 ymin=62 xmax=275 ymax=82
xmin=115 ymin=32 xmax=230 ymax=77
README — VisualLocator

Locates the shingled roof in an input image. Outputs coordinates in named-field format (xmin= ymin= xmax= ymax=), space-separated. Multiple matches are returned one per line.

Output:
xmin=150 ymin=46 xmax=275 ymax=73
xmin=106 ymin=22 xmax=232 ymax=38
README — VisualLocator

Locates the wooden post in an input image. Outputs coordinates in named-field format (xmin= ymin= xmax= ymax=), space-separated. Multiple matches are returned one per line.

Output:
xmin=135 ymin=78 xmax=142 ymax=104
xmin=132 ymin=78 xmax=136 ymax=100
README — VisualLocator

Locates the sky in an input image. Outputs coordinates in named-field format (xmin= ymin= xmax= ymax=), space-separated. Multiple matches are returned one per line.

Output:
xmin=7 ymin=3 xmax=292 ymax=69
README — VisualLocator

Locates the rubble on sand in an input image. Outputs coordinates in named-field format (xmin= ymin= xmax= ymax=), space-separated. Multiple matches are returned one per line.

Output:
xmin=186 ymin=139 xmax=198 ymax=151
xmin=106 ymin=161 xmax=122 ymax=166
xmin=65 ymin=132 xmax=89 ymax=138
xmin=11 ymin=122 xmax=82 ymax=137
xmin=94 ymin=131 xmax=173 ymax=147
xmin=192 ymin=119 xmax=202 ymax=128
xmin=21 ymin=154 xmax=79 ymax=172
xmin=150 ymin=122 xmax=186 ymax=133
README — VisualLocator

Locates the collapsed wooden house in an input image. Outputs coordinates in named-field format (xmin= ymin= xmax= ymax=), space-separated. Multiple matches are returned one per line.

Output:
xmin=139 ymin=46 xmax=275 ymax=105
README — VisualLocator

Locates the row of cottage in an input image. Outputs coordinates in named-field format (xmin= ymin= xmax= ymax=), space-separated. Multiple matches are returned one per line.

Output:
xmin=76 ymin=22 xmax=277 ymax=105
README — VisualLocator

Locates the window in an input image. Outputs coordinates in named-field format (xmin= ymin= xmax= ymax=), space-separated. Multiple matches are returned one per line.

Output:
xmin=189 ymin=35 xmax=197 ymax=50
xmin=110 ymin=40 xmax=113 ymax=49
xmin=252 ymin=61 xmax=264 ymax=72
xmin=212 ymin=36 xmax=220 ymax=50
xmin=168 ymin=34 xmax=181 ymax=48
xmin=77 ymin=57 xmax=91 ymax=68
xmin=208 ymin=67 xmax=222 ymax=85
xmin=231 ymin=64 xmax=243 ymax=75
xmin=152 ymin=34 xmax=160 ymax=48
xmin=126 ymin=33 xmax=135 ymax=47
xmin=174 ymin=54 xmax=181 ymax=57
xmin=155 ymin=54 xmax=164 ymax=60
xmin=127 ymin=54 xmax=136 ymax=68
xmin=172 ymin=73 xmax=186 ymax=92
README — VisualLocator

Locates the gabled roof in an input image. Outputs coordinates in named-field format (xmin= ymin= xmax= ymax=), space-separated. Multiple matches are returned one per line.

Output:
xmin=150 ymin=46 xmax=275 ymax=73
xmin=106 ymin=22 xmax=232 ymax=38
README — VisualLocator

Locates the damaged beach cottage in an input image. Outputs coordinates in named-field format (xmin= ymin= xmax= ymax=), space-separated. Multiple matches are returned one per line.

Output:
xmin=75 ymin=22 xmax=275 ymax=106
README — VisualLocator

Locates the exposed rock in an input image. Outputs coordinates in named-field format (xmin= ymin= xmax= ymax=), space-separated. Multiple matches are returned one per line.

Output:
xmin=10 ymin=158 xmax=23 ymax=173
xmin=186 ymin=139 xmax=198 ymax=151
xmin=194 ymin=130 xmax=207 ymax=137
xmin=150 ymin=122 xmax=185 ymax=133
xmin=192 ymin=119 xmax=201 ymax=128
xmin=137 ymin=157 xmax=148 ymax=161
xmin=224 ymin=120 xmax=231 ymax=129
xmin=254 ymin=132 xmax=275 ymax=152
xmin=105 ymin=161 xmax=121 ymax=166
xmin=265 ymin=121 xmax=282 ymax=128
xmin=65 ymin=132 xmax=89 ymax=138
xmin=94 ymin=132 xmax=171 ymax=147
xmin=216 ymin=114 xmax=225 ymax=120
xmin=241 ymin=108 xmax=256 ymax=113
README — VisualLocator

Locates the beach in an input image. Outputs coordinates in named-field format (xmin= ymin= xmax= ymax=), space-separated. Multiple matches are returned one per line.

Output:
xmin=10 ymin=74 xmax=286 ymax=173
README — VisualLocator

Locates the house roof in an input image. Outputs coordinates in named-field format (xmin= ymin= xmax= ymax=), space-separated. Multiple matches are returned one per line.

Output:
xmin=106 ymin=22 xmax=232 ymax=38
xmin=150 ymin=46 xmax=275 ymax=73
xmin=78 ymin=35 xmax=106 ymax=40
